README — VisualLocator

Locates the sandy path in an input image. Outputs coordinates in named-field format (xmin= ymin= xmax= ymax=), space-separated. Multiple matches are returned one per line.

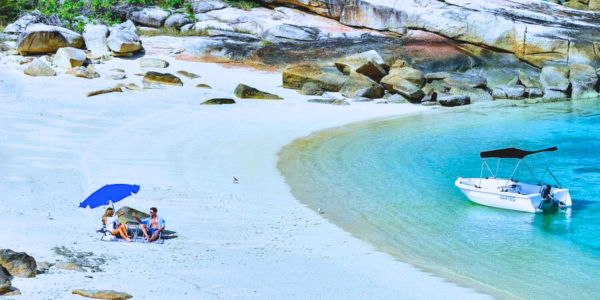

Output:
xmin=0 ymin=50 xmax=490 ymax=299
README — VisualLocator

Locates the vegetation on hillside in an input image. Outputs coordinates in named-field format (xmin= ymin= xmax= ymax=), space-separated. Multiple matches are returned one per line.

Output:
xmin=0 ymin=0 xmax=261 ymax=31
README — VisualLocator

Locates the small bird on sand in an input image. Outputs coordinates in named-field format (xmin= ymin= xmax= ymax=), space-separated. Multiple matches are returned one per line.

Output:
xmin=233 ymin=176 xmax=239 ymax=184
xmin=317 ymin=208 xmax=324 ymax=214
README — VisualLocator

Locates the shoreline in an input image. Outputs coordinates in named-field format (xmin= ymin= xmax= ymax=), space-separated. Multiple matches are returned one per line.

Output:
xmin=276 ymin=106 xmax=520 ymax=300
xmin=0 ymin=49 xmax=490 ymax=298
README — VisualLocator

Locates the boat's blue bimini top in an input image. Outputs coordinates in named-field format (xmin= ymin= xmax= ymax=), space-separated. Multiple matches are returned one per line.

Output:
xmin=480 ymin=147 xmax=557 ymax=159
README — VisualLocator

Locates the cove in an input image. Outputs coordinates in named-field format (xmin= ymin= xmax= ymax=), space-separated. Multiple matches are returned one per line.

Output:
xmin=279 ymin=100 xmax=600 ymax=299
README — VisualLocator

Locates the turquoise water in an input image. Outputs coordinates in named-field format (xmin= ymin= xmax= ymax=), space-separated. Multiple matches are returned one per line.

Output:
xmin=279 ymin=100 xmax=600 ymax=299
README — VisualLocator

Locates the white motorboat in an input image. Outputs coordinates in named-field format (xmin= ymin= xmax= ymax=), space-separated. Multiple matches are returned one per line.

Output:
xmin=455 ymin=147 xmax=572 ymax=213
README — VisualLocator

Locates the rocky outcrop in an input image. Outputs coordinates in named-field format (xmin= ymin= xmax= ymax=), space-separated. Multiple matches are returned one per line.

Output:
xmin=72 ymin=289 xmax=132 ymax=299
xmin=67 ymin=66 xmax=100 ymax=79
xmin=196 ymin=83 xmax=212 ymax=89
xmin=53 ymin=47 xmax=86 ymax=69
xmin=3 ymin=10 xmax=62 ymax=35
xmin=264 ymin=24 xmax=320 ymax=42
xmin=143 ymin=72 xmax=183 ymax=86
xmin=17 ymin=24 xmax=83 ymax=55
xmin=380 ymin=64 xmax=425 ymax=103
xmin=340 ymin=72 xmax=385 ymax=99
xmin=191 ymin=0 xmax=227 ymax=13
xmin=107 ymin=21 xmax=142 ymax=56
xmin=0 ymin=267 xmax=12 ymax=294
xmin=140 ymin=58 xmax=169 ymax=68
xmin=299 ymin=82 xmax=324 ymax=96
xmin=202 ymin=98 xmax=236 ymax=105
xmin=335 ymin=50 xmax=388 ymax=82
xmin=308 ymin=98 xmax=350 ymax=105
xmin=261 ymin=0 xmax=600 ymax=67
xmin=492 ymin=85 xmax=527 ymax=100
xmin=438 ymin=95 xmax=470 ymax=107
xmin=234 ymin=84 xmax=283 ymax=100
xmin=55 ymin=261 xmax=86 ymax=272
xmin=564 ymin=0 xmax=600 ymax=11
xmin=569 ymin=63 xmax=599 ymax=99
xmin=130 ymin=6 xmax=171 ymax=28
xmin=24 ymin=59 xmax=56 ymax=76
xmin=283 ymin=64 xmax=347 ymax=92
xmin=164 ymin=13 xmax=193 ymax=29
xmin=177 ymin=70 xmax=200 ymax=79
xmin=86 ymin=86 xmax=123 ymax=97
xmin=83 ymin=24 xmax=110 ymax=59
xmin=0 ymin=249 xmax=37 ymax=278
xmin=540 ymin=65 xmax=570 ymax=99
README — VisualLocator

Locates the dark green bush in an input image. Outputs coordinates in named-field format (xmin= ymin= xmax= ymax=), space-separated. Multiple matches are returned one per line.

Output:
xmin=0 ymin=0 xmax=30 ymax=25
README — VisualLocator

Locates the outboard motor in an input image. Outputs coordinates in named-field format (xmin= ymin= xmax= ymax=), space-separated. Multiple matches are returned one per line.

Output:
xmin=539 ymin=184 xmax=559 ymax=212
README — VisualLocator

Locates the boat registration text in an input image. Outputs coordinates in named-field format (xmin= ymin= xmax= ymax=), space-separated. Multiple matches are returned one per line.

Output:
xmin=499 ymin=195 xmax=516 ymax=202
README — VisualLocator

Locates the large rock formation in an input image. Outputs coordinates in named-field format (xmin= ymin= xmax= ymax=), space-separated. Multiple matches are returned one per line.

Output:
xmin=3 ymin=10 xmax=62 ymax=35
xmin=0 ymin=267 xmax=11 ymax=294
xmin=24 ymin=59 xmax=56 ymax=76
xmin=340 ymin=72 xmax=385 ymax=99
xmin=569 ymin=63 xmax=599 ymax=99
xmin=17 ymin=24 xmax=83 ymax=55
xmin=260 ymin=0 xmax=600 ymax=67
xmin=283 ymin=64 xmax=347 ymax=91
xmin=130 ymin=6 xmax=171 ymax=28
xmin=53 ymin=47 xmax=86 ymax=69
xmin=107 ymin=21 xmax=142 ymax=55
xmin=0 ymin=249 xmax=37 ymax=278
xmin=83 ymin=24 xmax=110 ymax=59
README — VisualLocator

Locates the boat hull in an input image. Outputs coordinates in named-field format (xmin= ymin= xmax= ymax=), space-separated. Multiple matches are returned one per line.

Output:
xmin=455 ymin=178 xmax=572 ymax=213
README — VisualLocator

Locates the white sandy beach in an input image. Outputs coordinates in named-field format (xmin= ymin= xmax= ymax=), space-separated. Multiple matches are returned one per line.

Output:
xmin=0 ymin=37 xmax=491 ymax=299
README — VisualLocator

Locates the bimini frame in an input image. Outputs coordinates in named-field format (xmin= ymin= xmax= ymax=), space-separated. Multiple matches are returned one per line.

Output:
xmin=477 ymin=147 xmax=562 ymax=188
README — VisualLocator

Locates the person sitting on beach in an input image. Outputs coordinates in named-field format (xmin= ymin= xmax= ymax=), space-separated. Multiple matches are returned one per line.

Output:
xmin=101 ymin=207 xmax=113 ymax=226
xmin=132 ymin=207 xmax=165 ymax=242
xmin=103 ymin=208 xmax=132 ymax=242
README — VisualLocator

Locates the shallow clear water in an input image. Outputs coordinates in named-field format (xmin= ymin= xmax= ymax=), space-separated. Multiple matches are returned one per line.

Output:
xmin=279 ymin=100 xmax=600 ymax=299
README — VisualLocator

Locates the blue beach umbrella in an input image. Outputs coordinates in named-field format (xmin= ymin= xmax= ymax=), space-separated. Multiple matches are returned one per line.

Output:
xmin=79 ymin=184 xmax=140 ymax=209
